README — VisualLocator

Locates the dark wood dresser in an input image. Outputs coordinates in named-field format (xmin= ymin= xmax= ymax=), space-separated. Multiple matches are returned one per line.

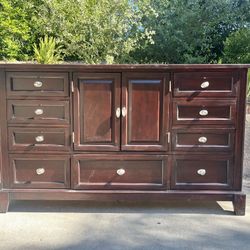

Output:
xmin=0 ymin=64 xmax=248 ymax=215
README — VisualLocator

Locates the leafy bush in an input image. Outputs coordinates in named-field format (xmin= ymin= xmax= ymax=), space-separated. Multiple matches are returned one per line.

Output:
xmin=33 ymin=36 xmax=62 ymax=64
xmin=222 ymin=28 xmax=250 ymax=98
xmin=0 ymin=0 xmax=31 ymax=60
xmin=223 ymin=28 xmax=250 ymax=64
xmin=131 ymin=0 xmax=250 ymax=63
xmin=34 ymin=0 xmax=156 ymax=63
xmin=1 ymin=0 xmax=250 ymax=64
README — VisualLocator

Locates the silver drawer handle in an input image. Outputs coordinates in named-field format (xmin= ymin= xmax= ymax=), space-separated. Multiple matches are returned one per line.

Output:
xmin=34 ymin=81 xmax=43 ymax=88
xmin=36 ymin=168 xmax=45 ymax=175
xmin=197 ymin=169 xmax=206 ymax=176
xmin=34 ymin=108 xmax=44 ymax=115
xmin=122 ymin=107 xmax=127 ymax=117
xmin=199 ymin=109 xmax=208 ymax=116
xmin=198 ymin=136 xmax=207 ymax=143
xmin=200 ymin=81 xmax=209 ymax=89
xmin=117 ymin=168 xmax=125 ymax=176
xmin=116 ymin=107 xmax=121 ymax=118
xmin=35 ymin=135 xmax=44 ymax=142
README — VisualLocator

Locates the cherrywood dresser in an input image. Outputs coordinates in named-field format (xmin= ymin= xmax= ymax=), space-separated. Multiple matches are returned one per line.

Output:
xmin=0 ymin=64 xmax=248 ymax=215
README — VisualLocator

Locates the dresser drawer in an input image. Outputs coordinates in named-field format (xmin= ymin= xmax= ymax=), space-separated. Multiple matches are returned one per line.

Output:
xmin=171 ymin=155 xmax=233 ymax=190
xmin=7 ymin=100 xmax=70 ymax=124
xmin=72 ymin=155 xmax=168 ymax=190
xmin=173 ymin=71 xmax=239 ymax=97
xmin=172 ymin=129 xmax=235 ymax=152
xmin=173 ymin=99 xmax=236 ymax=125
xmin=8 ymin=127 xmax=70 ymax=151
xmin=6 ymin=72 xmax=69 ymax=97
xmin=9 ymin=154 xmax=70 ymax=188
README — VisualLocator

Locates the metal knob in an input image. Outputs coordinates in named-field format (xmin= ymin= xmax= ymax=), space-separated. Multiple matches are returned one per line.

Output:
xmin=117 ymin=168 xmax=125 ymax=176
xmin=197 ymin=169 xmax=206 ymax=176
xmin=35 ymin=135 xmax=44 ymax=142
xmin=198 ymin=136 xmax=207 ymax=143
xmin=34 ymin=81 xmax=43 ymax=88
xmin=34 ymin=108 xmax=44 ymax=115
xmin=122 ymin=107 xmax=127 ymax=117
xmin=116 ymin=107 xmax=121 ymax=118
xmin=36 ymin=168 xmax=45 ymax=175
xmin=199 ymin=109 xmax=208 ymax=116
xmin=200 ymin=81 xmax=209 ymax=89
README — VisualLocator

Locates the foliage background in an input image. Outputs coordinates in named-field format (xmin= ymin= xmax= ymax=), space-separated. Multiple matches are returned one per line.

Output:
xmin=0 ymin=0 xmax=249 ymax=65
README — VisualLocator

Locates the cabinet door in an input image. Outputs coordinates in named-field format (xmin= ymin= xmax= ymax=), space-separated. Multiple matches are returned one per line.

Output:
xmin=122 ymin=72 xmax=170 ymax=151
xmin=73 ymin=73 xmax=121 ymax=151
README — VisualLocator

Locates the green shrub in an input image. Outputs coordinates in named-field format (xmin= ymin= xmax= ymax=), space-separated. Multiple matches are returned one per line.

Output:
xmin=222 ymin=28 xmax=250 ymax=64
xmin=222 ymin=28 xmax=250 ymax=99
xmin=0 ymin=0 xmax=31 ymax=60
xmin=34 ymin=0 xmax=156 ymax=63
xmin=33 ymin=36 xmax=62 ymax=64
xmin=131 ymin=0 xmax=250 ymax=63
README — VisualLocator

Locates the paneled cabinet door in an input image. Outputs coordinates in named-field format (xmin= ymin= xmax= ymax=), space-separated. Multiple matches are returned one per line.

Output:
xmin=73 ymin=73 xmax=121 ymax=151
xmin=122 ymin=72 xmax=170 ymax=151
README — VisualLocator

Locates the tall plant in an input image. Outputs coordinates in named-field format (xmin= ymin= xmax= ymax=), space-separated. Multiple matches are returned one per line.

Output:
xmin=223 ymin=29 xmax=250 ymax=64
xmin=131 ymin=0 xmax=250 ymax=63
xmin=0 ymin=0 xmax=30 ymax=60
xmin=222 ymin=28 xmax=250 ymax=99
xmin=33 ymin=35 xmax=62 ymax=64
xmin=34 ymin=0 xmax=156 ymax=63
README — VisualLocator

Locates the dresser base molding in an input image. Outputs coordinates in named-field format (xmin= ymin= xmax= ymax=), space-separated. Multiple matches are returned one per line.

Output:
xmin=0 ymin=190 xmax=245 ymax=215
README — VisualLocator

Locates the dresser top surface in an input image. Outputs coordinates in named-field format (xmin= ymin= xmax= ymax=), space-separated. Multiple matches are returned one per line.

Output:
xmin=0 ymin=63 xmax=249 ymax=71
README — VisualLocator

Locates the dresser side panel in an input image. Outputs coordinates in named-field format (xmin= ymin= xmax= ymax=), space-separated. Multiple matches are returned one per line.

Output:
xmin=234 ymin=69 xmax=248 ymax=190
xmin=0 ymin=69 xmax=9 ymax=188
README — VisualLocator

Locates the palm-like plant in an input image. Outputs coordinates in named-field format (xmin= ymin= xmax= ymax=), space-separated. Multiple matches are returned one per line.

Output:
xmin=33 ymin=36 xmax=62 ymax=64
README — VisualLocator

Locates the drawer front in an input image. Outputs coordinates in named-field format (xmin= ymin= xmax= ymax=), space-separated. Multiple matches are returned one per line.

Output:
xmin=72 ymin=155 xmax=168 ymax=190
xmin=7 ymin=100 xmax=70 ymax=124
xmin=8 ymin=127 xmax=70 ymax=151
xmin=173 ymin=100 xmax=236 ymax=125
xmin=171 ymin=155 xmax=233 ymax=190
xmin=173 ymin=71 xmax=238 ymax=97
xmin=6 ymin=72 xmax=69 ymax=97
xmin=172 ymin=129 xmax=235 ymax=152
xmin=9 ymin=154 xmax=70 ymax=188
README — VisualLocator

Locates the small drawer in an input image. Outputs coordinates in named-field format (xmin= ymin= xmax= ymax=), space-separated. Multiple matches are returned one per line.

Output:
xmin=7 ymin=100 xmax=70 ymax=124
xmin=171 ymin=155 xmax=233 ymax=190
xmin=8 ymin=127 xmax=70 ymax=151
xmin=173 ymin=71 xmax=239 ymax=97
xmin=172 ymin=129 xmax=235 ymax=152
xmin=6 ymin=72 xmax=69 ymax=97
xmin=173 ymin=99 xmax=236 ymax=125
xmin=72 ymin=154 xmax=168 ymax=190
xmin=9 ymin=154 xmax=70 ymax=188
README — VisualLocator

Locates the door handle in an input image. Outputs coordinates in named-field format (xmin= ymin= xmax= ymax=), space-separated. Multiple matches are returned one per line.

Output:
xmin=116 ymin=108 xmax=121 ymax=118
xmin=122 ymin=107 xmax=127 ymax=117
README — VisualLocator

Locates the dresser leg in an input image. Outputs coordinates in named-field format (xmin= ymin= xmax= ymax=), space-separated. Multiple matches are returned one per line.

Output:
xmin=233 ymin=194 xmax=246 ymax=216
xmin=0 ymin=192 xmax=9 ymax=213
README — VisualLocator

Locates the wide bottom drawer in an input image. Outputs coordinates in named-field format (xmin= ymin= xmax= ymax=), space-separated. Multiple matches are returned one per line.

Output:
xmin=72 ymin=154 xmax=168 ymax=190
xmin=171 ymin=155 xmax=233 ymax=190
xmin=9 ymin=154 xmax=70 ymax=189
